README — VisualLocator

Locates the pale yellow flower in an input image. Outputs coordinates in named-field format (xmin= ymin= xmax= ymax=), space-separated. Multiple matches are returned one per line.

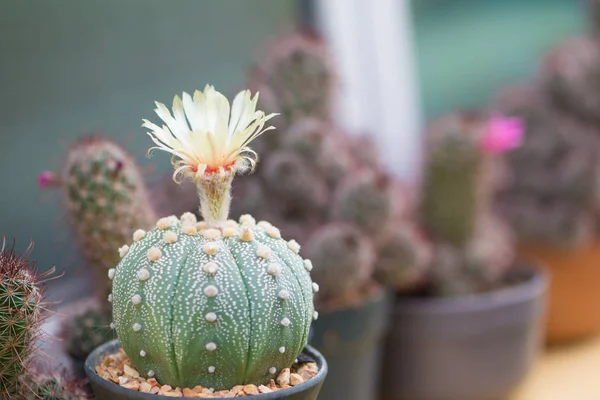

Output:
xmin=143 ymin=84 xmax=277 ymax=181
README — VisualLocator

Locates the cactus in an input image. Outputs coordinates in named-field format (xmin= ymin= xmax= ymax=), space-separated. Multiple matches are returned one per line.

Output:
xmin=416 ymin=112 xmax=522 ymax=295
xmin=110 ymin=85 xmax=316 ymax=390
xmin=420 ymin=112 xmax=522 ymax=246
xmin=373 ymin=224 xmax=432 ymax=291
xmin=428 ymin=215 xmax=515 ymax=296
xmin=62 ymin=307 xmax=113 ymax=361
xmin=263 ymin=150 xmax=329 ymax=212
xmin=0 ymin=239 xmax=49 ymax=398
xmin=304 ymin=223 xmax=375 ymax=302
xmin=21 ymin=364 xmax=91 ymax=400
xmin=39 ymin=136 xmax=157 ymax=298
xmin=254 ymin=34 xmax=335 ymax=130
xmin=332 ymin=170 xmax=397 ymax=242
xmin=541 ymin=35 xmax=600 ymax=126
xmin=495 ymin=84 xmax=600 ymax=248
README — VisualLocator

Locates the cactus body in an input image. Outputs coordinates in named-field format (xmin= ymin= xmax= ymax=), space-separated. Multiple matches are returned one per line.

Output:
xmin=257 ymin=34 xmax=335 ymax=127
xmin=0 ymin=241 xmax=45 ymax=398
xmin=263 ymin=151 xmax=329 ymax=211
xmin=332 ymin=171 xmax=395 ymax=241
xmin=112 ymin=213 xmax=315 ymax=390
xmin=63 ymin=308 xmax=113 ymax=361
xmin=42 ymin=137 xmax=156 ymax=298
xmin=420 ymin=114 xmax=484 ymax=245
xmin=496 ymin=85 xmax=600 ymax=248
xmin=541 ymin=36 xmax=600 ymax=125
xmin=373 ymin=225 xmax=432 ymax=291
xmin=304 ymin=223 xmax=375 ymax=301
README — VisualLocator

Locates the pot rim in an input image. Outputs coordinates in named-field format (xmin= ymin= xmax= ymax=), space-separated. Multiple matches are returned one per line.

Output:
xmin=85 ymin=339 xmax=328 ymax=399
xmin=393 ymin=261 xmax=548 ymax=315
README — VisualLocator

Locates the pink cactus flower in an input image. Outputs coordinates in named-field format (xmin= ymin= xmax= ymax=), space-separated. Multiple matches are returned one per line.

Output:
xmin=480 ymin=114 xmax=524 ymax=154
xmin=37 ymin=171 xmax=61 ymax=188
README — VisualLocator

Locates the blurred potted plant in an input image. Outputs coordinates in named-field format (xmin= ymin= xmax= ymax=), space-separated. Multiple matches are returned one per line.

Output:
xmin=84 ymin=85 xmax=328 ymax=399
xmin=234 ymin=34 xmax=423 ymax=400
xmin=495 ymin=35 xmax=600 ymax=342
xmin=381 ymin=112 xmax=547 ymax=400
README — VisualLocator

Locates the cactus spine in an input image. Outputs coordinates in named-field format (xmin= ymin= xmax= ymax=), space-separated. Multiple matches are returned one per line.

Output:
xmin=0 ymin=240 xmax=48 ymax=398
xmin=111 ymin=85 xmax=316 ymax=390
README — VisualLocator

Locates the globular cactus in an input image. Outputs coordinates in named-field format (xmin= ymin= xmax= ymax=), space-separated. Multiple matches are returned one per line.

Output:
xmin=263 ymin=151 xmax=329 ymax=212
xmin=0 ymin=240 xmax=48 ymax=398
xmin=495 ymin=85 xmax=600 ymax=248
xmin=39 ymin=136 xmax=157 ymax=299
xmin=541 ymin=36 xmax=600 ymax=126
xmin=110 ymin=85 xmax=317 ymax=390
xmin=429 ymin=216 xmax=515 ymax=296
xmin=62 ymin=307 xmax=113 ymax=361
xmin=332 ymin=171 xmax=397 ymax=242
xmin=254 ymin=34 xmax=335 ymax=130
xmin=304 ymin=223 xmax=375 ymax=303
xmin=373 ymin=224 xmax=432 ymax=292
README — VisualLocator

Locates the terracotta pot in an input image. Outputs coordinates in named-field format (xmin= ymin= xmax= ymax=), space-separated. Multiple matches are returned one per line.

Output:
xmin=85 ymin=340 xmax=328 ymax=400
xmin=519 ymin=240 xmax=600 ymax=343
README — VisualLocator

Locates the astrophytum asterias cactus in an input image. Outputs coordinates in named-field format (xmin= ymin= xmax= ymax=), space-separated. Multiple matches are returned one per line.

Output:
xmin=110 ymin=85 xmax=317 ymax=390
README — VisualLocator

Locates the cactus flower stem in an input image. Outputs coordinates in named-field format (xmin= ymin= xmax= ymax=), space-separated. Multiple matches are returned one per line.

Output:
xmin=144 ymin=84 xmax=277 ymax=226
xmin=194 ymin=170 xmax=234 ymax=227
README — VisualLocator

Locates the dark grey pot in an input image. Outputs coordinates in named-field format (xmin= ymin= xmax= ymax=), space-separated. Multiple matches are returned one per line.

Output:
xmin=310 ymin=288 xmax=392 ymax=400
xmin=85 ymin=340 xmax=328 ymax=400
xmin=381 ymin=263 xmax=548 ymax=400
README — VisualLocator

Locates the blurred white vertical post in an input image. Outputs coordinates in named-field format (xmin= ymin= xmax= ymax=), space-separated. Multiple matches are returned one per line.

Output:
xmin=312 ymin=0 xmax=422 ymax=182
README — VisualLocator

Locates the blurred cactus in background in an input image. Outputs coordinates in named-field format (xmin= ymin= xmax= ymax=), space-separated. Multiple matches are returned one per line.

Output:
xmin=61 ymin=307 xmax=113 ymax=362
xmin=229 ymin=33 xmax=428 ymax=306
xmin=39 ymin=136 xmax=157 ymax=299
xmin=541 ymin=36 xmax=600 ymax=126
xmin=417 ymin=112 xmax=522 ymax=295
xmin=496 ymin=84 xmax=600 ymax=248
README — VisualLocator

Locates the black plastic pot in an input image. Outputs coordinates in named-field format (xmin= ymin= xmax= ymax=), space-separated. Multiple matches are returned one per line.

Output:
xmin=85 ymin=340 xmax=328 ymax=400
xmin=381 ymin=263 xmax=548 ymax=400
xmin=310 ymin=288 xmax=392 ymax=400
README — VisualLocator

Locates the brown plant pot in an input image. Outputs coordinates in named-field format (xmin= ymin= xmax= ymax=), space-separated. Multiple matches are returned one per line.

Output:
xmin=519 ymin=240 xmax=600 ymax=343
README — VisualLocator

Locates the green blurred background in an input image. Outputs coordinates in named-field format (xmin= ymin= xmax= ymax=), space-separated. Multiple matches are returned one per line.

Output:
xmin=0 ymin=0 xmax=587 ymax=297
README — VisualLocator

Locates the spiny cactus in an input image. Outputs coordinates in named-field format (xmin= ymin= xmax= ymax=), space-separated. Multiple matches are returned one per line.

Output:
xmin=0 ymin=240 xmax=49 ymax=398
xmin=372 ymin=224 xmax=432 ymax=291
xmin=110 ymin=85 xmax=317 ymax=391
xmin=428 ymin=215 xmax=515 ymax=296
xmin=39 ymin=136 xmax=156 ymax=299
xmin=21 ymin=365 xmax=91 ymax=400
xmin=332 ymin=171 xmax=397 ymax=242
xmin=420 ymin=112 xmax=521 ymax=246
xmin=304 ymin=223 xmax=375 ymax=302
xmin=541 ymin=35 xmax=600 ymax=126
xmin=254 ymin=34 xmax=335 ymax=131
xmin=417 ymin=112 xmax=522 ymax=295
xmin=495 ymin=85 xmax=600 ymax=248
xmin=263 ymin=151 xmax=329 ymax=211
xmin=62 ymin=307 xmax=113 ymax=362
